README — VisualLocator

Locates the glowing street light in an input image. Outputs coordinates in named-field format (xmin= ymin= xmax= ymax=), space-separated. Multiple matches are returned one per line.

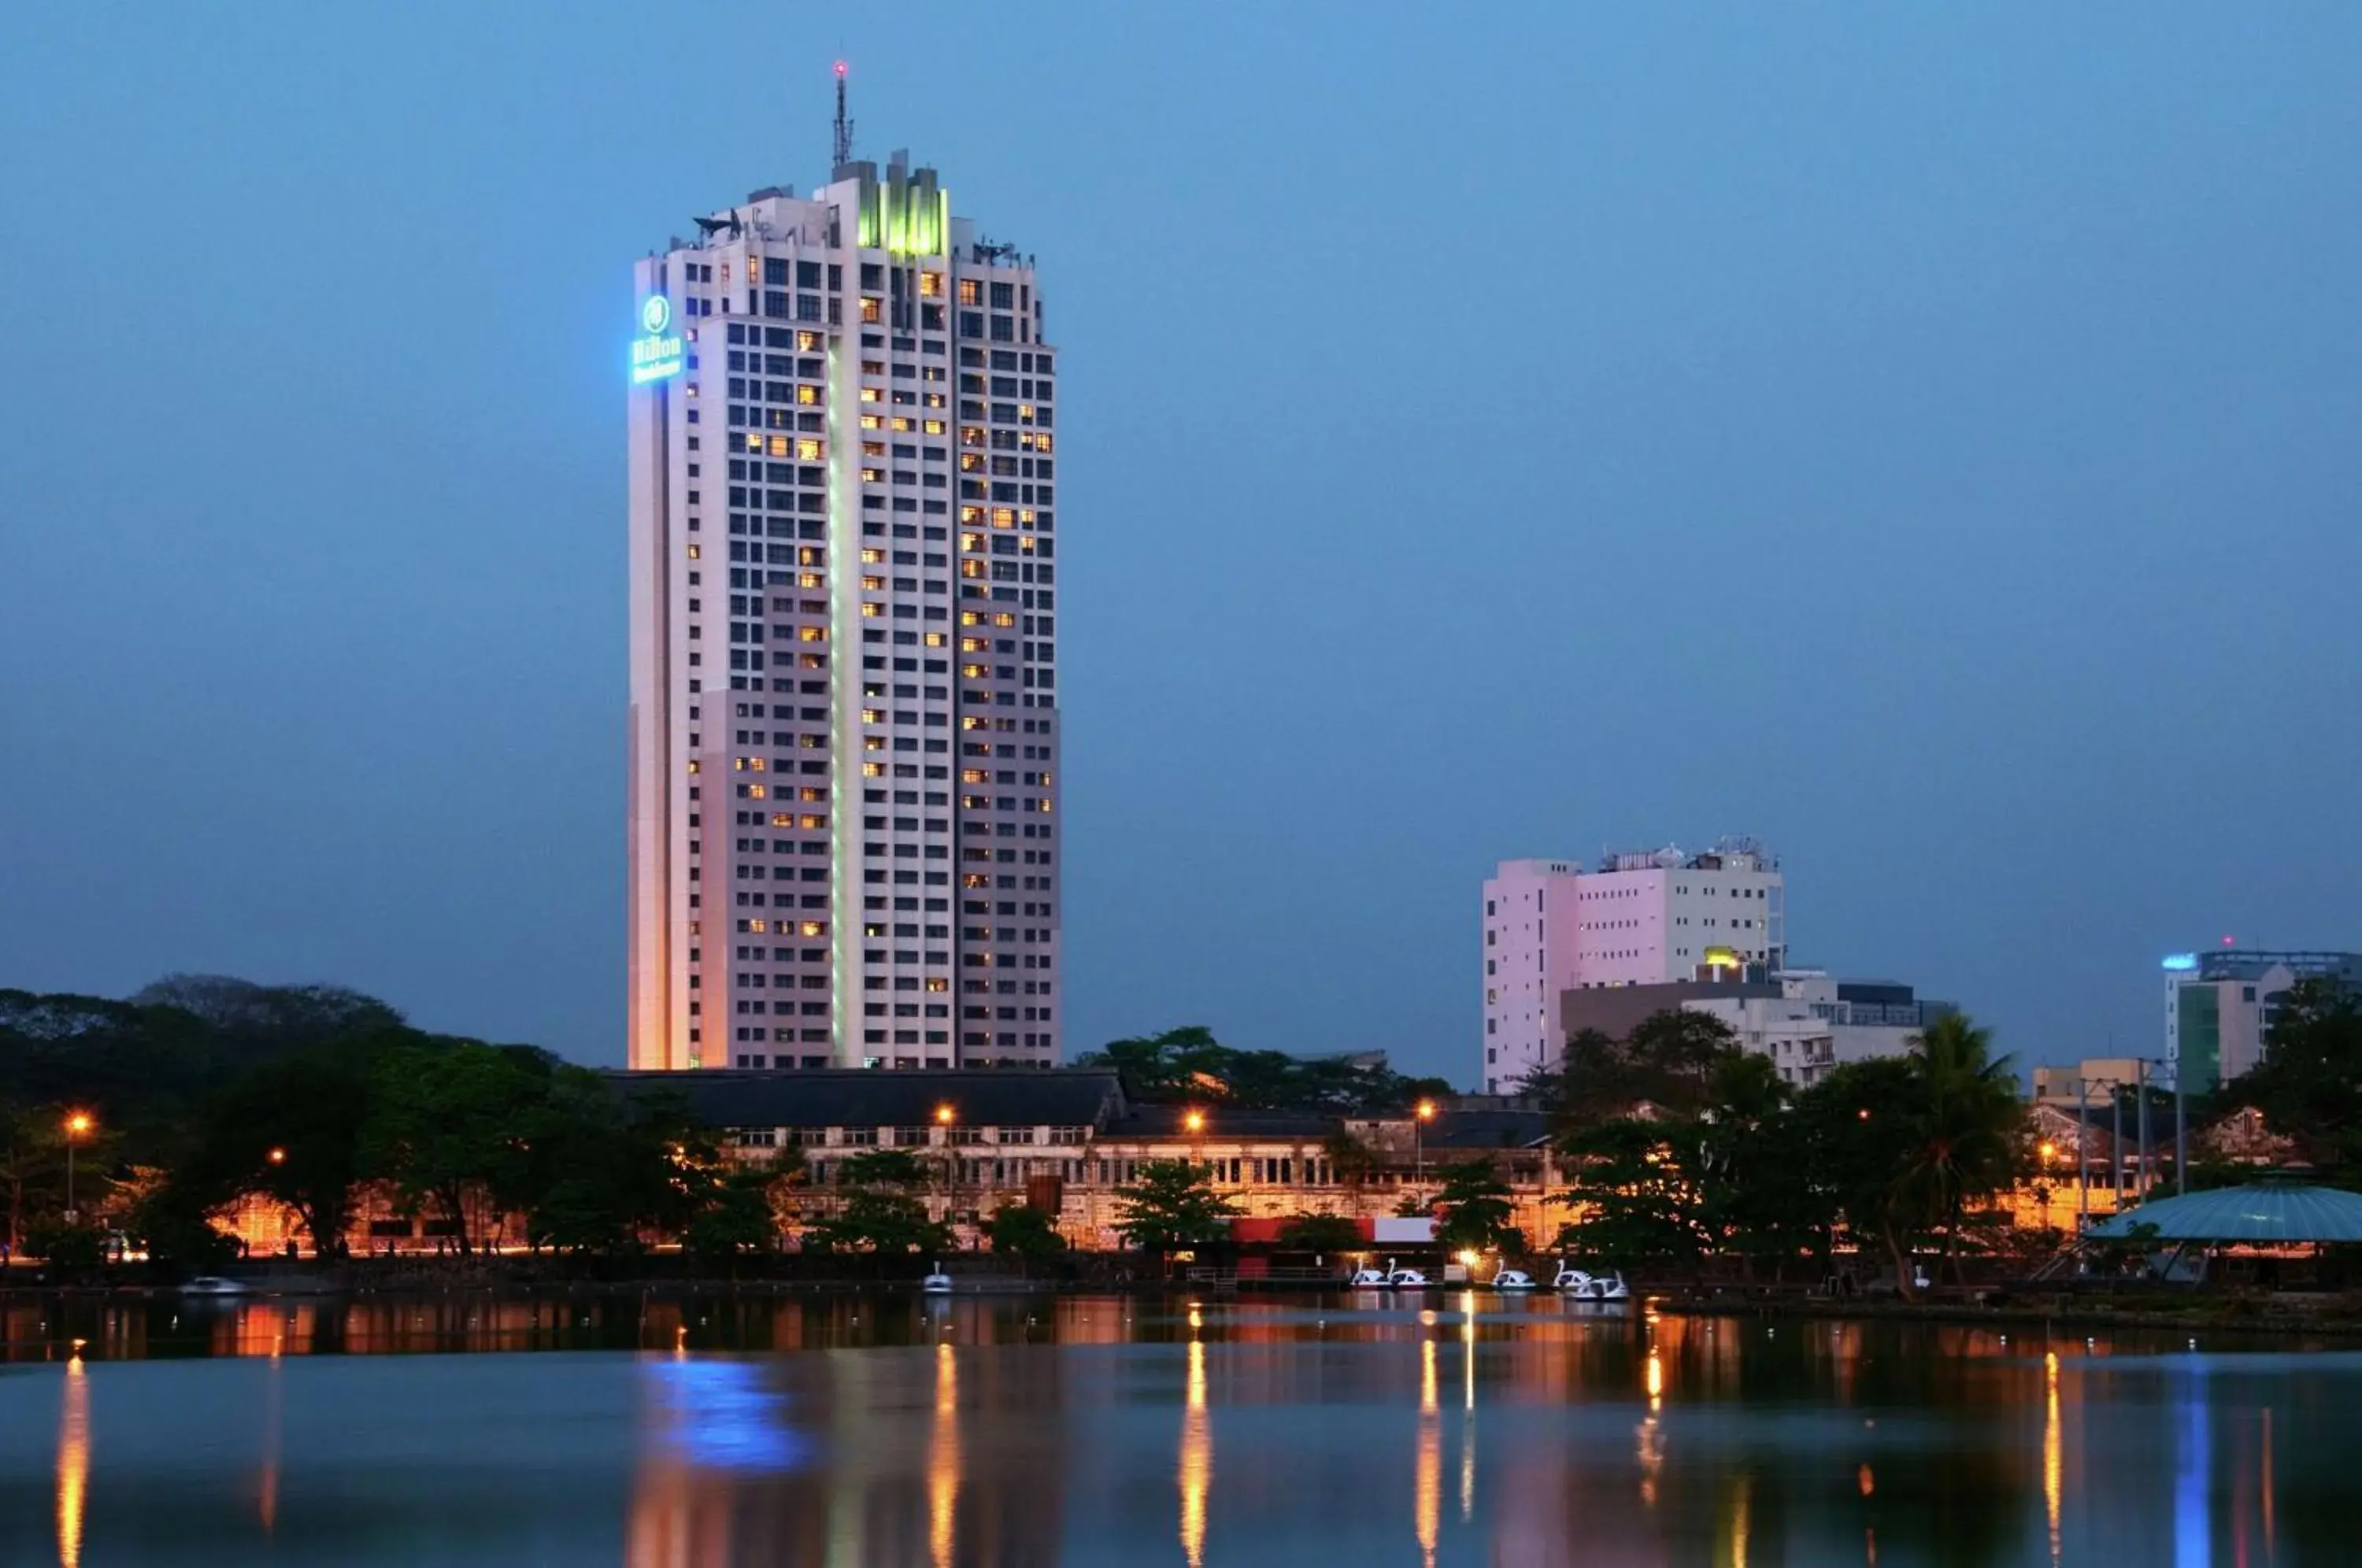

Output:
xmin=267 ymin=1147 xmax=287 ymax=1166
xmin=933 ymin=1104 xmax=962 ymax=1247
xmin=1183 ymin=1109 xmax=1208 ymax=1176
xmin=61 ymin=1111 xmax=94 ymax=1223
xmin=1414 ymin=1099 xmax=1438 ymax=1193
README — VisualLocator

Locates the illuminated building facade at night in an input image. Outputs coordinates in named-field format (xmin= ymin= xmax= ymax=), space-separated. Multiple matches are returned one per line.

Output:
xmin=627 ymin=101 xmax=1062 ymax=1074
xmin=1481 ymin=841 xmax=1784 ymax=1093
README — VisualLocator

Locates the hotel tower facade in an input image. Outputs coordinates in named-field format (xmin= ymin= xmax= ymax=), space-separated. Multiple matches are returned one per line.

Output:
xmin=627 ymin=125 xmax=1063 ymax=1074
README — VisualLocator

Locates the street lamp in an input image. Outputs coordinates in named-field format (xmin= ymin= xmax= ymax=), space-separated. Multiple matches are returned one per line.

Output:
xmin=62 ymin=1111 xmax=94 ymax=1224
xmin=1414 ymin=1099 xmax=1437 ymax=1194
xmin=935 ymin=1104 xmax=958 ymax=1243
xmin=1183 ymin=1109 xmax=1207 ymax=1173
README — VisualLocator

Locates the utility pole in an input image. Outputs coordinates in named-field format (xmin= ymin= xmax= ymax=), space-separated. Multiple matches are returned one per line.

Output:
xmin=2075 ymin=1081 xmax=2089 ymax=1233
xmin=2135 ymin=1059 xmax=2151 ymax=1201
xmin=2175 ymin=1053 xmax=2188 ymax=1196
xmin=2112 ymin=1081 xmax=2126 ymax=1208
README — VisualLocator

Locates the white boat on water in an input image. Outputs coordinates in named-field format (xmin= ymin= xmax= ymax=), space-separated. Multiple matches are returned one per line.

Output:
xmin=1552 ymin=1266 xmax=1629 ymax=1303
xmin=179 ymin=1276 xmax=254 ymax=1296
xmin=1490 ymin=1269 xmax=1538 ymax=1292
xmin=920 ymin=1262 xmax=954 ymax=1294
xmin=1346 ymin=1265 xmax=1390 ymax=1288
xmin=1383 ymin=1261 xmax=1432 ymax=1289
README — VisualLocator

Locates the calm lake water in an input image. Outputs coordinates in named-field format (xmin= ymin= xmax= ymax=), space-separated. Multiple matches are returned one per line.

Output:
xmin=0 ymin=1290 xmax=2348 ymax=1565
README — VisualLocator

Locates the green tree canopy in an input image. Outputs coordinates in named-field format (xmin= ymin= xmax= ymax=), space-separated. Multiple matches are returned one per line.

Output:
xmin=176 ymin=1045 xmax=385 ymax=1255
xmin=1111 ymin=1159 xmax=1238 ymax=1256
xmin=2233 ymin=980 xmax=2362 ymax=1174
xmin=1433 ymin=1158 xmax=1521 ymax=1254
xmin=808 ymin=1188 xmax=950 ymax=1255
xmin=1525 ymin=1012 xmax=1745 ymax=1132
xmin=984 ymin=1202 xmax=1066 ymax=1259
xmin=360 ymin=1041 xmax=554 ymax=1254
xmin=1556 ymin=1118 xmax=1711 ymax=1268
xmin=1276 ymin=1213 xmax=1364 ymax=1253
xmin=1075 ymin=1027 xmax=1448 ymax=1114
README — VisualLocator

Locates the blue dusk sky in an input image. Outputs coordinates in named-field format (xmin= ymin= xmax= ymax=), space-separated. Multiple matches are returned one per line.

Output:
xmin=3 ymin=4 xmax=2357 ymax=1082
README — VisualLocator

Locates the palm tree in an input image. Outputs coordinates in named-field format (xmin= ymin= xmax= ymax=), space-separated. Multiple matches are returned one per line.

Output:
xmin=1894 ymin=1013 xmax=2029 ymax=1289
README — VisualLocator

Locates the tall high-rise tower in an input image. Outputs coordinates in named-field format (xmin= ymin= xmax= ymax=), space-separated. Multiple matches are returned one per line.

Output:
xmin=628 ymin=115 xmax=1063 ymax=1074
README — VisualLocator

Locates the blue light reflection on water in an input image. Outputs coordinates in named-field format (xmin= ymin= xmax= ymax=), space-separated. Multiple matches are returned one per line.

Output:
xmin=641 ymin=1357 xmax=806 ymax=1472
xmin=2175 ymin=1360 xmax=2210 ymax=1568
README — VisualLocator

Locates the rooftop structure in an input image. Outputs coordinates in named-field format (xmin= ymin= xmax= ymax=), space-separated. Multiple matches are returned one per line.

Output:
xmin=2086 ymin=1179 xmax=2362 ymax=1244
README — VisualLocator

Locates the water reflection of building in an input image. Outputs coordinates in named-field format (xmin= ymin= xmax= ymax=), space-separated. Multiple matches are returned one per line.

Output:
xmin=624 ymin=1322 xmax=1072 ymax=1568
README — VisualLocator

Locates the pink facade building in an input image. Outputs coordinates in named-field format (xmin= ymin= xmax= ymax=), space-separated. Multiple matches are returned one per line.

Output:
xmin=628 ymin=113 xmax=1062 ymax=1076
xmin=1481 ymin=843 xmax=1784 ymax=1093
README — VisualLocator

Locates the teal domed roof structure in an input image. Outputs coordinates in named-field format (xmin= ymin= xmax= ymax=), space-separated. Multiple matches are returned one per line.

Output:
xmin=2086 ymin=1180 xmax=2362 ymax=1244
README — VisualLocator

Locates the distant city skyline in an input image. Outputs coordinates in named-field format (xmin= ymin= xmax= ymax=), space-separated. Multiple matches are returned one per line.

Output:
xmin=4 ymin=6 xmax=2359 ymax=1084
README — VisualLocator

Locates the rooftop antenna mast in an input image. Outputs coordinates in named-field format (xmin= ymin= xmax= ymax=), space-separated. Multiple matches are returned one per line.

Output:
xmin=831 ymin=60 xmax=853 ymax=168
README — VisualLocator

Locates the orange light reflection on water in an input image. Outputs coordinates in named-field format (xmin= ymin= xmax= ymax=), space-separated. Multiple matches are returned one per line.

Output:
xmin=57 ymin=1352 xmax=88 ymax=1568
xmin=929 ymin=1341 xmax=958 ymax=1568
xmin=1178 ymin=1337 xmax=1209 ymax=1568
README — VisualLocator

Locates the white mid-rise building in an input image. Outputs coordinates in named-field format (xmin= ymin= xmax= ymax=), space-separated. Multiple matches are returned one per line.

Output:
xmin=628 ymin=104 xmax=1063 ymax=1075
xmin=1680 ymin=971 xmax=1951 ymax=1088
xmin=2161 ymin=948 xmax=2362 ymax=1089
xmin=1481 ymin=841 xmax=1784 ymax=1093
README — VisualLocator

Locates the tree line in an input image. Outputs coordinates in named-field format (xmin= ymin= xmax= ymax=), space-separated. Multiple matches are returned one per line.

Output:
xmin=1075 ymin=1025 xmax=1455 ymax=1113
xmin=0 ymin=974 xmax=1084 ymax=1270
xmin=1 ymin=975 xmax=800 ymax=1268
xmin=1535 ymin=1011 xmax=2028 ymax=1289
